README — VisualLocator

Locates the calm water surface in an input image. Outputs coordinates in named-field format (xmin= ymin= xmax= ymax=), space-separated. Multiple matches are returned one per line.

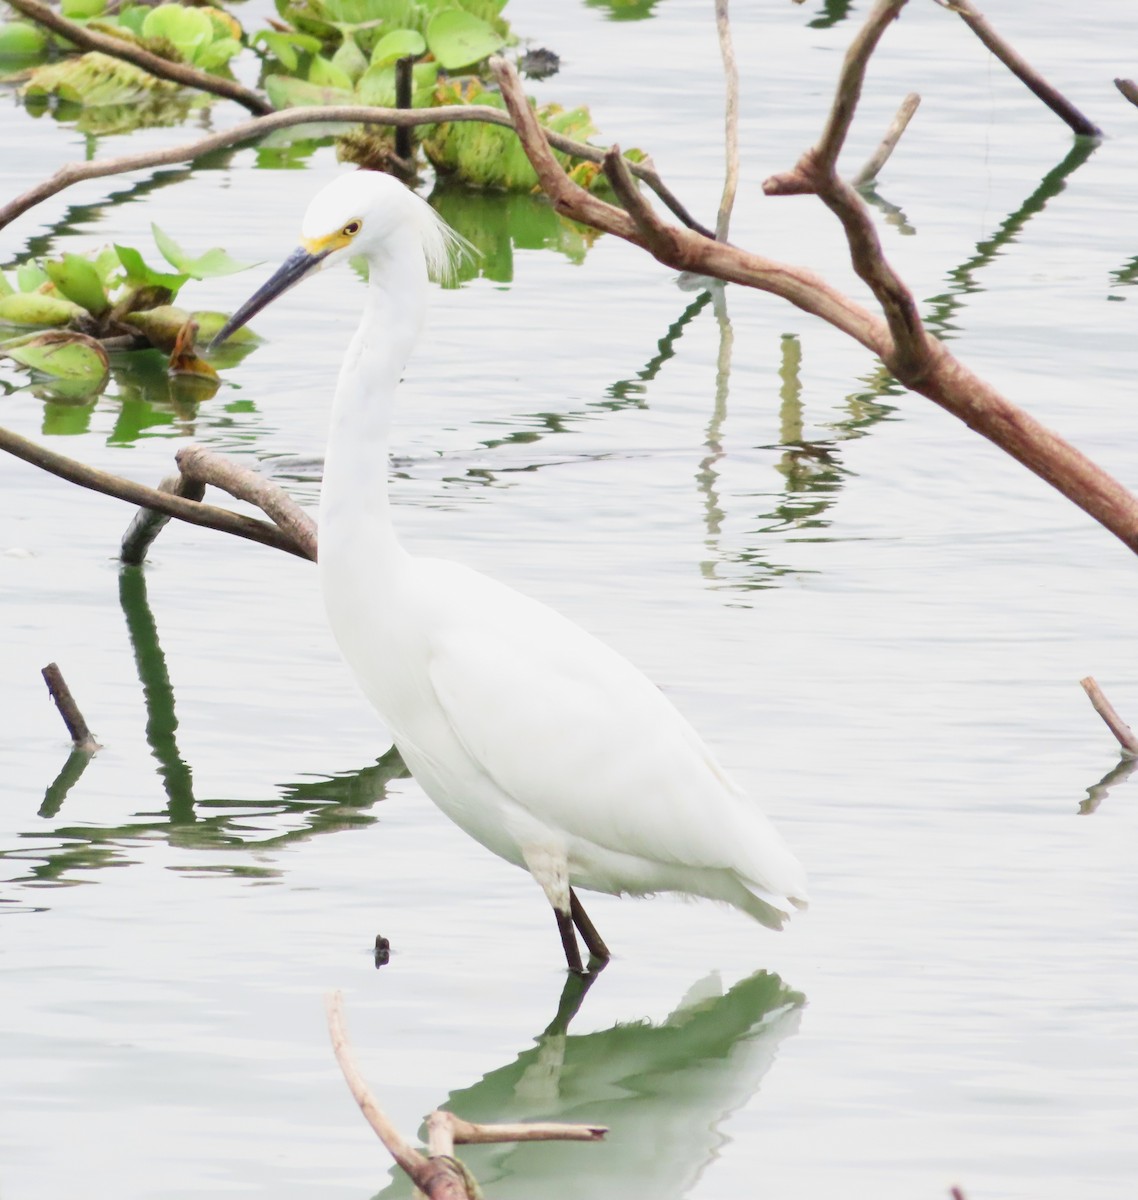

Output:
xmin=2 ymin=3 xmax=1137 ymax=1197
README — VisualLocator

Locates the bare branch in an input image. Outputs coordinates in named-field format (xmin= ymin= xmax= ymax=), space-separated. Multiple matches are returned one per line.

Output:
xmin=447 ymin=1114 xmax=607 ymax=1144
xmin=41 ymin=663 xmax=100 ymax=753
xmin=0 ymin=424 xmax=307 ymax=559
xmin=325 ymin=993 xmax=472 ymax=1200
xmin=5 ymin=0 xmax=273 ymax=115
xmin=932 ymin=0 xmax=1101 ymax=137
xmin=0 ymin=105 xmax=706 ymax=236
xmin=175 ymin=446 xmax=318 ymax=561
xmin=490 ymin=54 xmax=1138 ymax=560
xmin=1080 ymin=677 xmax=1138 ymax=759
xmin=120 ymin=472 xmax=206 ymax=565
xmin=1116 ymin=78 xmax=1138 ymax=111
xmin=714 ymin=0 xmax=739 ymax=241
xmin=850 ymin=92 xmax=920 ymax=188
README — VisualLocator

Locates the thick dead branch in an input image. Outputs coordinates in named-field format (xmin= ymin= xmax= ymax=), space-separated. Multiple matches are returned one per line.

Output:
xmin=120 ymin=472 xmax=206 ymax=565
xmin=0 ymin=424 xmax=307 ymax=558
xmin=850 ymin=92 xmax=920 ymax=188
xmin=714 ymin=0 xmax=739 ymax=241
xmin=0 ymin=106 xmax=704 ymax=237
xmin=488 ymin=50 xmax=1138 ymax=559
xmin=1116 ymin=79 xmax=1138 ymax=111
xmin=932 ymin=0 xmax=1101 ymax=137
xmin=175 ymin=446 xmax=318 ymax=561
xmin=446 ymin=1113 xmax=607 ymax=1144
xmin=41 ymin=663 xmax=100 ymax=752
xmin=5 ymin=0 xmax=273 ymax=115
xmin=1080 ymin=677 xmax=1138 ymax=759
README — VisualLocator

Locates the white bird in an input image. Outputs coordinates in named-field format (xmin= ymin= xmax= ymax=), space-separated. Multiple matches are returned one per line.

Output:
xmin=213 ymin=171 xmax=807 ymax=973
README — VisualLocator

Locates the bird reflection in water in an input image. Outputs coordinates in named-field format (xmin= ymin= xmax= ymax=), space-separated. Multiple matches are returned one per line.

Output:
xmin=374 ymin=968 xmax=804 ymax=1199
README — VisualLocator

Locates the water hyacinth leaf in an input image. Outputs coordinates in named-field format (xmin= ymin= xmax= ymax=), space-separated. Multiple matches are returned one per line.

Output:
xmin=0 ymin=291 xmax=85 ymax=327
xmin=0 ymin=20 xmax=49 ymax=58
xmin=308 ymin=53 xmax=354 ymax=90
xmin=16 ymin=262 xmax=49 ymax=291
xmin=195 ymin=36 xmax=242 ymax=71
xmin=190 ymin=310 xmax=261 ymax=346
xmin=369 ymin=28 xmax=425 ymax=67
xmin=5 ymin=331 xmax=109 ymax=382
xmin=93 ymin=245 xmax=122 ymax=285
xmin=61 ymin=0 xmax=106 ymax=17
xmin=0 ymin=272 xmax=13 ymax=297
xmin=141 ymin=5 xmax=214 ymax=60
xmin=355 ymin=58 xmax=434 ymax=106
xmin=114 ymin=243 xmax=188 ymax=295
xmin=203 ymin=7 xmax=243 ymax=41
xmin=122 ymin=304 xmax=192 ymax=352
xmin=330 ymin=33 xmax=369 ymax=82
xmin=44 ymin=254 xmax=109 ymax=315
xmin=425 ymin=9 xmax=503 ymax=70
xmin=265 ymin=73 xmax=354 ymax=107
xmin=151 ymin=224 xmax=257 ymax=280
xmin=253 ymin=29 xmax=322 ymax=71
xmin=22 ymin=52 xmax=177 ymax=105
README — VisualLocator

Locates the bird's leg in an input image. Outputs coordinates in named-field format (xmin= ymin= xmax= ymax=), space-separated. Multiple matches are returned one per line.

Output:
xmin=569 ymin=888 xmax=611 ymax=965
xmin=554 ymin=906 xmax=585 ymax=975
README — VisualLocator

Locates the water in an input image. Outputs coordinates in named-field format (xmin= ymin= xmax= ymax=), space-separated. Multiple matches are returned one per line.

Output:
xmin=2 ymin=2 xmax=1138 ymax=1197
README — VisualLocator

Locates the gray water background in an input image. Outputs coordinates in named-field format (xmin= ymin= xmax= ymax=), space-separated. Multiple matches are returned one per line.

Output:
xmin=2 ymin=2 xmax=1137 ymax=1197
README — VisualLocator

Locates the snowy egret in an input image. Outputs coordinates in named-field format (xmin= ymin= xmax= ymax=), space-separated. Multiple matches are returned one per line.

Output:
xmin=213 ymin=171 xmax=808 ymax=972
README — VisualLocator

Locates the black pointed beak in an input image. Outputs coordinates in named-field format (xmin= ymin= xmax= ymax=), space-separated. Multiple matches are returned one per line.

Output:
xmin=209 ymin=245 xmax=328 ymax=350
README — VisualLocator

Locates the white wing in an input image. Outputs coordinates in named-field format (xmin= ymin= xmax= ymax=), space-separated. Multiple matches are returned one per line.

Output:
xmin=417 ymin=560 xmax=808 ymax=901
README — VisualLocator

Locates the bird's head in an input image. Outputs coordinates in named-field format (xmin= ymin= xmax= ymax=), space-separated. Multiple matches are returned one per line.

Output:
xmin=210 ymin=171 xmax=469 ymax=350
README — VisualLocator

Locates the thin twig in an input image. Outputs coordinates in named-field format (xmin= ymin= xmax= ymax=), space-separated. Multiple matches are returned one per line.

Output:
xmin=42 ymin=662 xmax=100 ymax=752
xmin=850 ymin=92 xmax=920 ymax=188
xmin=0 ymin=423 xmax=307 ymax=559
xmin=175 ymin=446 xmax=318 ymax=561
xmin=0 ymin=105 xmax=707 ymax=237
xmin=447 ymin=1114 xmax=607 ymax=1144
xmin=1116 ymin=78 xmax=1138 ymax=111
xmin=714 ymin=0 xmax=739 ymax=241
xmin=120 ymin=472 xmax=206 ymax=565
xmin=931 ymin=0 xmax=1101 ymax=137
xmin=325 ymin=993 xmax=472 ymax=1200
xmin=5 ymin=0 xmax=273 ymax=115
xmin=1080 ymin=676 xmax=1138 ymax=759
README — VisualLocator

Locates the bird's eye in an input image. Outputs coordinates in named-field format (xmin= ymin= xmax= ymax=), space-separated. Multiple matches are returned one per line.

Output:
xmin=341 ymin=221 xmax=362 ymax=237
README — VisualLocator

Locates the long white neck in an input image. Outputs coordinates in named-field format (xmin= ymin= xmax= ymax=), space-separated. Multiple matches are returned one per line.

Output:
xmin=318 ymin=238 xmax=428 ymax=572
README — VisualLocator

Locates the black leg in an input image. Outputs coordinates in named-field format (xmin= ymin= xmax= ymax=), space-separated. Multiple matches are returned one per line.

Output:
xmin=569 ymin=888 xmax=611 ymax=964
xmin=555 ymin=906 xmax=585 ymax=974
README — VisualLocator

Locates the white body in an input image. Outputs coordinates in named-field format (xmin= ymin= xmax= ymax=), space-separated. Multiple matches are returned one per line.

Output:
xmin=305 ymin=173 xmax=807 ymax=929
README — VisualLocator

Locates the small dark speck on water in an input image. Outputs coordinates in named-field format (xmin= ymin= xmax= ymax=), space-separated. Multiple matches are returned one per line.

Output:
xmin=373 ymin=934 xmax=391 ymax=967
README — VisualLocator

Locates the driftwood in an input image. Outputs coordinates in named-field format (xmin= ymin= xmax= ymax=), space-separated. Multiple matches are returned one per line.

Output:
xmin=1079 ymin=677 xmax=1138 ymax=759
xmin=325 ymin=991 xmax=605 ymax=1199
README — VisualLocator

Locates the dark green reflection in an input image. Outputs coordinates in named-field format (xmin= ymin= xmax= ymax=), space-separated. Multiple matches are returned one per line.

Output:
xmin=583 ymin=0 xmax=661 ymax=20
xmin=429 ymin=185 xmax=597 ymax=284
xmin=806 ymin=0 xmax=854 ymax=30
xmin=924 ymin=138 xmax=1098 ymax=339
xmin=375 ymin=968 xmax=803 ymax=1199
xmin=5 ymin=566 xmax=406 ymax=890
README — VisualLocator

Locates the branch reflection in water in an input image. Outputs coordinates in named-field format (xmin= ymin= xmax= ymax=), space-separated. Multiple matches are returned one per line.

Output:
xmin=8 ymin=564 xmax=406 ymax=892
xmin=375 ymin=968 xmax=804 ymax=1199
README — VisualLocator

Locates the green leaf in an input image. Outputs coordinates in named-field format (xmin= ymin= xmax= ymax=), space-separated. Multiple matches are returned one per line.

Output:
xmin=0 ymin=271 xmax=13 ymax=298
xmin=0 ymin=292 xmax=85 ymax=326
xmin=114 ymin=243 xmax=188 ymax=295
xmin=331 ymin=33 xmax=369 ymax=82
xmin=16 ymin=263 xmax=49 ymax=291
xmin=265 ymin=73 xmax=354 ymax=108
xmin=0 ymin=20 xmax=49 ymax=58
xmin=43 ymin=254 xmax=109 ymax=315
xmin=425 ymin=9 xmax=503 ymax=70
xmin=141 ymin=5 xmax=214 ymax=59
xmin=22 ymin=51 xmax=177 ymax=106
xmin=355 ymin=58 xmax=434 ymax=106
xmin=195 ymin=36 xmax=241 ymax=71
xmin=62 ymin=0 xmax=107 ymax=18
xmin=4 ymin=331 xmax=109 ymax=381
xmin=369 ymin=27 xmax=425 ymax=67
xmin=308 ymin=53 xmax=354 ymax=90
xmin=150 ymin=223 xmax=257 ymax=281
